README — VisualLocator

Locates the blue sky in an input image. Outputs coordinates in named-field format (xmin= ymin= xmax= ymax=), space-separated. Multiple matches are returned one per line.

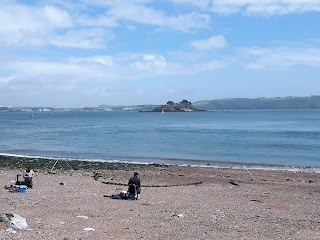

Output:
xmin=1 ymin=0 xmax=320 ymax=107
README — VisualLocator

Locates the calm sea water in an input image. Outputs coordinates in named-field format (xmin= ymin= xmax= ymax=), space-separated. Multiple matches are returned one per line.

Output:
xmin=0 ymin=110 xmax=319 ymax=171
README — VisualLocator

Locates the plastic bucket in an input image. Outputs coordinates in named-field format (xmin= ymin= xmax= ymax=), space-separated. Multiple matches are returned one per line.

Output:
xmin=19 ymin=185 xmax=27 ymax=193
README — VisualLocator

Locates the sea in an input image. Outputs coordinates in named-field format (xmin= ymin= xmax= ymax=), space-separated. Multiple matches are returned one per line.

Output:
xmin=0 ymin=110 xmax=319 ymax=172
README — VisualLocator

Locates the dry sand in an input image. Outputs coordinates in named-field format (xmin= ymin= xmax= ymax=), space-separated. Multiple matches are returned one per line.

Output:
xmin=1 ymin=166 xmax=320 ymax=240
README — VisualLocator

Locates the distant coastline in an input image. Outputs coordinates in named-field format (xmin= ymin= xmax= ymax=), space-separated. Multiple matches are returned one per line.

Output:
xmin=193 ymin=95 xmax=320 ymax=111
xmin=1 ymin=95 xmax=320 ymax=112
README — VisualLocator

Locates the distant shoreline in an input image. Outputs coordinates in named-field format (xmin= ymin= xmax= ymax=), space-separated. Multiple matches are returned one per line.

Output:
xmin=2 ymin=96 xmax=320 ymax=112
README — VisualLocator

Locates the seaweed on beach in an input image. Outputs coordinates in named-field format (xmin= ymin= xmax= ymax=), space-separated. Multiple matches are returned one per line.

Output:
xmin=0 ymin=155 xmax=169 ymax=172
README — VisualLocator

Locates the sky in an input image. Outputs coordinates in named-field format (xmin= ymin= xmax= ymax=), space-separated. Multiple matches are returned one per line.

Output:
xmin=1 ymin=0 xmax=320 ymax=107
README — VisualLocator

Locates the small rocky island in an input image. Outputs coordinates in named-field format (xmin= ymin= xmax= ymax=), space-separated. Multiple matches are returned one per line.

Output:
xmin=141 ymin=100 xmax=205 ymax=112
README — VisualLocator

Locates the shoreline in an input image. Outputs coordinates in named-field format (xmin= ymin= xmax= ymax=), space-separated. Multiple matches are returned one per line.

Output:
xmin=1 ymin=153 xmax=320 ymax=174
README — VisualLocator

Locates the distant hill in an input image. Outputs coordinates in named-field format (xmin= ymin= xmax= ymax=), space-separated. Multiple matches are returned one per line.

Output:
xmin=192 ymin=96 xmax=320 ymax=110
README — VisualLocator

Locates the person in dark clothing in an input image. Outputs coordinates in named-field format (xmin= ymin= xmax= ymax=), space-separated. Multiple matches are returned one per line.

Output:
xmin=128 ymin=172 xmax=141 ymax=195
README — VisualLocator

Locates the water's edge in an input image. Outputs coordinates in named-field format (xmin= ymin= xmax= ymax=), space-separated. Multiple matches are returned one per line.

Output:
xmin=1 ymin=153 xmax=319 ymax=173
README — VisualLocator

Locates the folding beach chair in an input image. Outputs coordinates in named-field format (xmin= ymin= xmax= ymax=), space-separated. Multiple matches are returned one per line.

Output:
xmin=127 ymin=184 xmax=138 ymax=200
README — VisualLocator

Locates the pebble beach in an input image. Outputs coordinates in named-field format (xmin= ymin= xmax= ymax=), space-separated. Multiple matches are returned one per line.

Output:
xmin=0 ymin=155 xmax=320 ymax=240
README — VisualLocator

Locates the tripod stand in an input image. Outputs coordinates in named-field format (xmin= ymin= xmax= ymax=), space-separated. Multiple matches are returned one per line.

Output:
xmin=49 ymin=145 xmax=73 ymax=173
xmin=49 ymin=156 xmax=73 ymax=173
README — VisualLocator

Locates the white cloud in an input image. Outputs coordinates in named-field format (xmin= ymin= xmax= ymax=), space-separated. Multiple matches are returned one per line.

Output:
xmin=74 ymin=13 xmax=118 ymax=28
xmin=0 ymin=1 xmax=212 ymax=48
xmin=193 ymin=60 xmax=228 ymax=71
xmin=69 ymin=56 xmax=115 ymax=66
xmin=0 ymin=2 xmax=73 ymax=45
xmin=107 ymin=3 xmax=210 ymax=31
xmin=190 ymin=35 xmax=227 ymax=50
xmin=0 ymin=49 xmax=230 ymax=98
xmin=42 ymin=5 xmax=72 ymax=28
xmin=4 ymin=45 xmax=320 ymax=106
xmin=0 ymin=2 xmax=115 ymax=48
xmin=172 ymin=0 xmax=211 ymax=8
xmin=167 ymin=12 xmax=210 ymax=32
xmin=84 ymin=87 xmax=122 ymax=97
xmin=131 ymin=54 xmax=167 ymax=71
xmin=3 ymin=45 xmax=319 ymax=94
xmin=0 ymin=53 xmax=167 ymax=93
xmin=10 ymin=60 xmax=115 ymax=82
xmin=171 ymin=0 xmax=320 ymax=15
xmin=0 ymin=74 xmax=19 ymax=85
xmin=127 ymin=25 xmax=137 ymax=31
xmin=238 ymin=47 xmax=320 ymax=69
xmin=43 ymin=0 xmax=209 ymax=31
xmin=50 ymin=28 xmax=112 ymax=49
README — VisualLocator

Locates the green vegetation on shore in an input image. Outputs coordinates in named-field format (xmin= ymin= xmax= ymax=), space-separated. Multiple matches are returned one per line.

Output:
xmin=193 ymin=95 xmax=320 ymax=110
xmin=0 ymin=155 xmax=166 ymax=172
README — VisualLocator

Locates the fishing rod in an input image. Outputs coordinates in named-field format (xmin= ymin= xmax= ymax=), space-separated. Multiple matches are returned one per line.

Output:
xmin=230 ymin=143 xmax=255 ymax=181
xmin=49 ymin=142 xmax=73 ymax=173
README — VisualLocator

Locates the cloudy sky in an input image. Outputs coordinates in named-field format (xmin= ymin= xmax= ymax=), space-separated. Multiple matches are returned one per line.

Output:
xmin=1 ymin=0 xmax=320 ymax=107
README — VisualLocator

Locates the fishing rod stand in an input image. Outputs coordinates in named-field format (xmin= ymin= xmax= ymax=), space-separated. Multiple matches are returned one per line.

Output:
xmin=49 ymin=157 xmax=73 ymax=173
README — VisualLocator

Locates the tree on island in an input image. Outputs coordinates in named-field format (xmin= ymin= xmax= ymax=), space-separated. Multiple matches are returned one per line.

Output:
xmin=151 ymin=100 xmax=204 ymax=112
xmin=180 ymin=100 xmax=191 ymax=105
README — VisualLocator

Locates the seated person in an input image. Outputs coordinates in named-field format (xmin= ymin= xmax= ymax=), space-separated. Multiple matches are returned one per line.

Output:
xmin=15 ymin=166 xmax=35 ymax=188
xmin=22 ymin=166 xmax=35 ymax=188
xmin=128 ymin=172 xmax=141 ymax=197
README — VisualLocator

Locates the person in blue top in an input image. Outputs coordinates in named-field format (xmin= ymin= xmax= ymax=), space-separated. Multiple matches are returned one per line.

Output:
xmin=128 ymin=172 xmax=141 ymax=197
